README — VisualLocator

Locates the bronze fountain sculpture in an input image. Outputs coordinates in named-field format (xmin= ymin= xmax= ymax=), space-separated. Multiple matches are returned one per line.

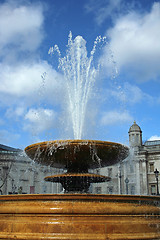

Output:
xmin=25 ymin=140 xmax=128 ymax=192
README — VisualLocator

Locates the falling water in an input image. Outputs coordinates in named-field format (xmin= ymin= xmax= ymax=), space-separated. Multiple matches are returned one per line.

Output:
xmin=48 ymin=32 xmax=106 ymax=139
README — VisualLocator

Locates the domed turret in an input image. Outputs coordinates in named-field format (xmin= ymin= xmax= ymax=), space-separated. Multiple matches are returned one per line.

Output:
xmin=128 ymin=121 xmax=142 ymax=147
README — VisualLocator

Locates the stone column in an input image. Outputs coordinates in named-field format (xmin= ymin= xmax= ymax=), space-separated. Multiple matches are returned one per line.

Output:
xmin=135 ymin=160 xmax=141 ymax=195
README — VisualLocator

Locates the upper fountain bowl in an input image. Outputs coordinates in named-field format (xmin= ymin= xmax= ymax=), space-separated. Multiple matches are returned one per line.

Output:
xmin=25 ymin=140 xmax=129 ymax=172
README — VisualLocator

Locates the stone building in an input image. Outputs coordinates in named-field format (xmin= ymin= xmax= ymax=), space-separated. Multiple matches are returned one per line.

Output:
xmin=0 ymin=122 xmax=160 ymax=195
xmin=0 ymin=144 xmax=62 ymax=195
xmin=92 ymin=121 xmax=160 ymax=195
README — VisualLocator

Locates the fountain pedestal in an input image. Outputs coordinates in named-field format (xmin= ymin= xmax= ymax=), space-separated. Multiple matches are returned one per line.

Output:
xmin=0 ymin=194 xmax=160 ymax=240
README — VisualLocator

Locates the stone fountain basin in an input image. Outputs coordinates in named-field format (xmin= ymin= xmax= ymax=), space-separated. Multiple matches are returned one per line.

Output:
xmin=0 ymin=194 xmax=160 ymax=240
xmin=25 ymin=140 xmax=129 ymax=170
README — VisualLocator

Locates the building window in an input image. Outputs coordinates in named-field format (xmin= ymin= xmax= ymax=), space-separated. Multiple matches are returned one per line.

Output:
xmin=108 ymin=168 xmax=112 ymax=177
xmin=149 ymin=163 xmax=154 ymax=172
xmin=96 ymin=169 xmax=100 ymax=175
xmin=107 ymin=186 xmax=113 ymax=194
xmin=151 ymin=184 xmax=156 ymax=195
xmin=95 ymin=187 xmax=101 ymax=194
xmin=30 ymin=186 xmax=35 ymax=194
xmin=131 ymin=185 xmax=135 ymax=195
xmin=130 ymin=164 xmax=134 ymax=173
xmin=42 ymin=185 xmax=47 ymax=193
xmin=18 ymin=186 xmax=23 ymax=194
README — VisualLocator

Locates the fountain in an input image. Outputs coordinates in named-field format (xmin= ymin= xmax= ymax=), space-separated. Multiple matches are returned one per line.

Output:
xmin=0 ymin=33 xmax=160 ymax=239
xmin=25 ymin=139 xmax=128 ymax=193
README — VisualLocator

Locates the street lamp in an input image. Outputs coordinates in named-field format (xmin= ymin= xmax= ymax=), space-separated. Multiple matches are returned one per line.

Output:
xmin=125 ymin=177 xmax=129 ymax=194
xmin=119 ymin=166 xmax=122 ymax=194
xmin=154 ymin=168 xmax=159 ymax=195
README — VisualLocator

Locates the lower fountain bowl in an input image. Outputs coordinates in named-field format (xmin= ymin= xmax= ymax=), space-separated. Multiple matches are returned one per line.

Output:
xmin=44 ymin=173 xmax=111 ymax=193
xmin=0 ymin=194 xmax=160 ymax=240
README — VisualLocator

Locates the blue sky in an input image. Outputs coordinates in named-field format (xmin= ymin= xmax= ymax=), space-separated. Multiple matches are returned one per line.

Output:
xmin=0 ymin=0 xmax=160 ymax=149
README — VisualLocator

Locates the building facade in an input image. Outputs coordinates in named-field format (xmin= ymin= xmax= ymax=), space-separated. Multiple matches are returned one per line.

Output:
xmin=92 ymin=121 xmax=160 ymax=195
xmin=0 ymin=144 xmax=62 ymax=195
xmin=0 ymin=122 xmax=160 ymax=195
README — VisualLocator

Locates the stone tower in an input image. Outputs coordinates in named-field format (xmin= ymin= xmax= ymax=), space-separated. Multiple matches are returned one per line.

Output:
xmin=128 ymin=121 xmax=142 ymax=147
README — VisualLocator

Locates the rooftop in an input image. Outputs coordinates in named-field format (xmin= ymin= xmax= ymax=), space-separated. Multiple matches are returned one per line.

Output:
xmin=0 ymin=144 xmax=21 ymax=152
xmin=144 ymin=140 xmax=160 ymax=146
xmin=129 ymin=121 xmax=142 ymax=133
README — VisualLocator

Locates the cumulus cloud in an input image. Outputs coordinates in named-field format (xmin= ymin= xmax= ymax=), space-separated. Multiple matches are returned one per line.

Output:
xmin=103 ymin=2 xmax=160 ymax=82
xmin=105 ymin=82 xmax=153 ymax=104
xmin=85 ymin=0 xmax=123 ymax=25
xmin=0 ymin=1 xmax=65 ymax=139
xmin=100 ymin=110 xmax=133 ymax=125
xmin=0 ymin=1 xmax=54 ymax=107
xmin=0 ymin=1 xmax=44 ymax=54
xmin=0 ymin=60 xmax=65 ymax=136
xmin=84 ymin=0 xmax=136 ymax=25
xmin=5 ymin=106 xmax=25 ymax=120
xmin=148 ymin=135 xmax=160 ymax=141
xmin=24 ymin=108 xmax=57 ymax=134
xmin=0 ymin=61 xmax=63 ymax=105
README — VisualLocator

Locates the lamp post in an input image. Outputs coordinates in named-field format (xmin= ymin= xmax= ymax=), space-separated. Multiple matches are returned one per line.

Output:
xmin=154 ymin=168 xmax=159 ymax=195
xmin=119 ymin=166 xmax=122 ymax=194
xmin=125 ymin=177 xmax=129 ymax=194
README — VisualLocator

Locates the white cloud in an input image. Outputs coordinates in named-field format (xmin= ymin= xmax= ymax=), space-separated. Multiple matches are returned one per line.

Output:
xmin=105 ymin=82 xmax=153 ymax=104
xmin=85 ymin=0 xmax=123 ymax=25
xmin=5 ymin=106 xmax=25 ymax=120
xmin=84 ymin=0 xmax=137 ymax=26
xmin=0 ymin=1 xmax=44 ymax=53
xmin=0 ymin=1 xmax=61 ymax=107
xmin=122 ymin=83 xmax=147 ymax=103
xmin=0 ymin=60 xmax=64 ymax=138
xmin=24 ymin=108 xmax=57 ymax=134
xmin=0 ymin=1 xmax=67 ymax=143
xmin=103 ymin=2 xmax=160 ymax=82
xmin=100 ymin=110 xmax=133 ymax=125
xmin=0 ymin=61 xmax=63 ymax=105
xmin=0 ymin=1 xmax=55 ymax=108
xmin=148 ymin=135 xmax=160 ymax=141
